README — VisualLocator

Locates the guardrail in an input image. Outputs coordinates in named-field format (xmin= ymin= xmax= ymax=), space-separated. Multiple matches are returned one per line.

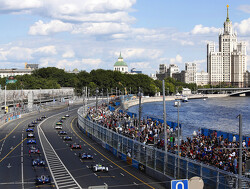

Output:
xmin=77 ymin=107 xmax=250 ymax=189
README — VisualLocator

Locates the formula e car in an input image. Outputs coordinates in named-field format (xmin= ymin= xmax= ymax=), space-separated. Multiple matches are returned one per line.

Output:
xmin=58 ymin=131 xmax=67 ymax=135
xmin=27 ymin=139 xmax=36 ymax=144
xmin=32 ymin=159 xmax=45 ymax=167
xmin=56 ymin=122 xmax=62 ymax=125
xmin=55 ymin=125 xmax=63 ymax=130
xmin=27 ymin=133 xmax=35 ymax=138
xmin=61 ymin=116 xmax=66 ymax=120
xmin=36 ymin=117 xmax=42 ymax=121
xmin=65 ymin=114 xmax=70 ymax=117
xmin=63 ymin=136 xmax=72 ymax=141
xmin=91 ymin=163 xmax=108 ymax=172
xmin=26 ymin=128 xmax=34 ymax=132
xmin=59 ymin=119 xmax=64 ymax=123
xmin=29 ymin=146 xmax=40 ymax=156
xmin=41 ymin=115 xmax=47 ymax=119
xmin=71 ymin=143 xmax=82 ymax=149
xmin=35 ymin=175 xmax=51 ymax=185
xmin=32 ymin=121 xmax=38 ymax=124
xmin=79 ymin=153 xmax=93 ymax=159
xmin=28 ymin=123 xmax=35 ymax=127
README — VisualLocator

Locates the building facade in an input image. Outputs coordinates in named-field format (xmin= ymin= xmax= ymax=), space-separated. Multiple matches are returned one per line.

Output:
xmin=207 ymin=5 xmax=247 ymax=87
xmin=113 ymin=53 xmax=128 ymax=73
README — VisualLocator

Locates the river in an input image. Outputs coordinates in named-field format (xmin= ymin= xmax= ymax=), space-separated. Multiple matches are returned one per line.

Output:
xmin=128 ymin=97 xmax=250 ymax=138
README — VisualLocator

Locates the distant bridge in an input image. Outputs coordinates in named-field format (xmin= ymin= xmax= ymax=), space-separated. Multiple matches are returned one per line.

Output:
xmin=197 ymin=87 xmax=250 ymax=96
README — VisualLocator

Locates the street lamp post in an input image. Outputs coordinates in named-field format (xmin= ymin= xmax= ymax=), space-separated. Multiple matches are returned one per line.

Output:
xmin=237 ymin=114 xmax=243 ymax=189
xmin=174 ymin=100 xmax=181 ymax=178
xmin=96 ymin=88 xmax=99 ymax=116
xmin=138 ymin=87 xmax=142 ymax=141
xmin=162 ymin=80 xmax=167 ymax=152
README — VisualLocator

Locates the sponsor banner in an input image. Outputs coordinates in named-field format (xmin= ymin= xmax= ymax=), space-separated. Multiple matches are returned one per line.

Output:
xmin=121 ymin=153 xmax=126 ymax=161
xmin=138 ymin=163 xmax=146 ymax=172
xmin=113 ymin=148 xmax=117 ymax=156
xmin=106 ymin=144 xmax=110 ymax=151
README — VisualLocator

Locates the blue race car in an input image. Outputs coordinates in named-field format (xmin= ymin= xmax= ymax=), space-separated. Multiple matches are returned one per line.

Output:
xmin=32 ymin=159 xmax=45 ymax=167
xmin=58 ymin=131 xmax=67 ymax=135
xmin=79 ymin=153 xmax=93 ymax=159
xmin=27 ymin=139 xmax=36 ymax=144
xmin=26 ymin=128 xmax=34 ymax=132
xmin=35 ymin=175 xmax=51 ymax=185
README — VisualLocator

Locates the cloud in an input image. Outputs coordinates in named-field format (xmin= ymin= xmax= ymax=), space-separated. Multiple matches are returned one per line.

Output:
xmin=234 ymin=18 xmax=250 ymax=35
xmin=237 ymin=5 xmax=250 ymax=14
xmin=35 ymin=45 xmax=57 ymax=55
xmin=191 ymin=24 xmax=220 ymax=35
xmin=170 ymin=54 xmax=182 ymax=64
xmin=29 ymin=20 xmax=73 ymax=35
xmin=82 ymin=58 xmax=102 ymax=67
xmin=130 ymin=62 xmax=151 ymax=69
xmin=0 ymin=0 xmax=42 ymax=13
xmin=62 ymin=50 xmax=75 ymax=58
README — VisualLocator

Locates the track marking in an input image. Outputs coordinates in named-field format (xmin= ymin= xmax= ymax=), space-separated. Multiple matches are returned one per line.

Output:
xmin=71 ymin=118 xmax=155 ymax=189
xmin=0 ymin=119 xmax=27 ymax=142
xmin=0 ymin=138 xmax=27 ymax=163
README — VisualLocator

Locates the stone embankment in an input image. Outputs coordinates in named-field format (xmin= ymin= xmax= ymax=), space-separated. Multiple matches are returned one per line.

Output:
xmin=122 ymin=94 xmax=228 ymax=110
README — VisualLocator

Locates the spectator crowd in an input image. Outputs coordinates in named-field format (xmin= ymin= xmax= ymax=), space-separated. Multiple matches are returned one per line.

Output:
xmin=86 ymin=103 xmax=250 ymax=174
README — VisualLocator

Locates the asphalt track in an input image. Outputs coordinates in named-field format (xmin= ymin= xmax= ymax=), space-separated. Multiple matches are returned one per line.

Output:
xmin=0 ymin=104 xmax=166 ymax=189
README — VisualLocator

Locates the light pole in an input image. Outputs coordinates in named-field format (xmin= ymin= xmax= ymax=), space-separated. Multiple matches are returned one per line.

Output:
xmin=175 ymin=100 xmax=181 ymax=178
xmin=138 ymin=87 xmax=142 ymax=141
xmin=237 ymin=114 xmax=243 ymax=189
xmin=4 ymin=85 xmax=6 ymax=114
xmin=95 ymin=88 xmax=99 ymax=116
xmin=162 ymin=80 xmax=167 ymax=152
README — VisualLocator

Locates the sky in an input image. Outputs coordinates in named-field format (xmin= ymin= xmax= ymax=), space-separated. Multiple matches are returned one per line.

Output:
xmin=0 ymin=0 xmax=250 ymax=75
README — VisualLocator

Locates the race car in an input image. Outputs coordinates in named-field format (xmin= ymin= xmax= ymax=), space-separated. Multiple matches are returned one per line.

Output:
xmin=56 ymin=122 xmax=62 ymax=125
xmin=35 ymin=175 xmax=51 ymax=185
xmin=32 ymin=121 xmax=38 ymax=124
xmin=29 ymin=146 xmax=40 ymax=156
xmin=27 ymin=133 xmax=35 ymax=138
xmin=55 ymin=125 xmax=63 ymax=130
xmin=63 ymin=136 xmax=72 ymax=141
xmin=61 ymin=116 xmax=66 ymax=119
xmin=41 ymin=115 xmax=47 ymax=118
xmin=32 ymin=159 xmax=46 ymax=167
xmin=65 ymin=114 xmax=70 ymax=117
xmin=26 ymin=128 xmax=34 ymax=132
xmin=28 ymin=123 xmax=35 ymax=127
xmin=59 ymin=119 xmax=64 ymax=123
xmin=58 ymin=131 xmax=67 ymax=135
xmin=27 ymin=139 xmax=36 ymax=144
xmin=71 ymin=143 xmax=82 ymax=149
xmin=36 ymin=117 xmax=42 ymax=121
xmin=79 ymin=153 xmax=93 ymax=159
xmin=91 ymin=163 xmax=108 ymax=172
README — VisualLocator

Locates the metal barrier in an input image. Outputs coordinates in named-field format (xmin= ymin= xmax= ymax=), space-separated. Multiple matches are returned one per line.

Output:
xmin=78 ymin=107 xmax=250 ymax=189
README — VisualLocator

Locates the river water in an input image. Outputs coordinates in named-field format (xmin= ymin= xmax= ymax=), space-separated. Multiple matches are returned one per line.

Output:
xmin=128 ymin=97 xmax=250 ymax=138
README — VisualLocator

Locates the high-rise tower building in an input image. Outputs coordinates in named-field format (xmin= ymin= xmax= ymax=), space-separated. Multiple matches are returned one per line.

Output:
xmin=207 ymin=5 xmax=247 ymax=87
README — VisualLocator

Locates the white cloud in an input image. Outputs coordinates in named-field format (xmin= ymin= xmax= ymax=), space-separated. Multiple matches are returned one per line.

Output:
xmin=115 ymin=48 xmax=162 ymax=60
xmin=191 ymin=24 xmax=220 ymax=35
xmin=234 ymin=18 xmax=250 ymax=35
xmin=82 ymin=58 xmax=102 ymax=67
xmin=170 ymin=54 xmax=182 ymax=64
xmin=29 ymin=20 xmax=73 ymax=35
xmin=35 ymin=45 xmax=57 ymax=55
xmin=62 ymin=50 xmax=75 ymax=58
xmin=0 ymin=0 xmax=42 ymax=13
xmin=237 ymin=5 xmax=250 ymax=14
xmin=130 ymin=62 xmax=151 ymax=69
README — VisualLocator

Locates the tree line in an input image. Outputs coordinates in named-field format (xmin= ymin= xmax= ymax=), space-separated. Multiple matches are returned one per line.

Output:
xmin=0 ymin=67 xmax=198 ymax=96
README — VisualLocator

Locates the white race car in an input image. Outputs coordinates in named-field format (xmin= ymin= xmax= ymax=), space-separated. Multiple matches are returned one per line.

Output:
xmin=54 ymin=125 xmax=62 ymax=130
xmin=91 ymin=163 xmax=109 ymax=172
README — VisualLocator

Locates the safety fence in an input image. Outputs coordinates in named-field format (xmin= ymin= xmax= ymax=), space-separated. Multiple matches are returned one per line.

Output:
xmin=78 ymin=107 xmax=250 ymax=189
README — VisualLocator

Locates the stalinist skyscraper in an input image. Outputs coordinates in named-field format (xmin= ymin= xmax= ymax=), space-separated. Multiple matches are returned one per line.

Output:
xmin=207 ymin=5 xmax=247 ymax=87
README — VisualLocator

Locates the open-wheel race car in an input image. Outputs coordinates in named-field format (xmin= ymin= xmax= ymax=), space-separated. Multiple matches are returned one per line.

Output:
xmin=65 ymin=114 xmax=70 ymax=117
xmin=35 ymin=175 xmax=51 ymax=185
xmin=32 ymin=159 xmax=46 ymax=167
xmin=58 ymin=131 xmax=67 ymax=135
xmin=71 ymin=143 xmax=81 ymax=149
xmin=29 ymin=146 xmax=40 ymax=156
xmin=56 ymin=122 xmax=62 ymax=125
xmin=27 ymin=139 xmax=36 ymax=144
xmin=27 ymin=133 xmax=35 ymax=138
xmin=55 ymin=125 xmax=63 ymax=130
xmin=26 ymin=128 xmax=34 ymax=132
xmin=63 ymin=136 xmax=72 ymax=141
xmin=79 ymin=152 xmax=93 ymax=160
xmin=91 ymin=163 xmax=108 ymax=172
xmin=28 ymin=123 xmax=35 ymax=127
xmin=32 ymin=121 xmax=38 ymax=124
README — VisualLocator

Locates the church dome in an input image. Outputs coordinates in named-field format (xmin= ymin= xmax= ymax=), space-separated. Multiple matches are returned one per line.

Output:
xmin=114 ymin=52 xmax=128 ymax=67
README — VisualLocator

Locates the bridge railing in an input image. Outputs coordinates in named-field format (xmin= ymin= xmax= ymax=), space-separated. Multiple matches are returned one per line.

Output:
xmin=78 ymin=107 xmax=250 ymax=189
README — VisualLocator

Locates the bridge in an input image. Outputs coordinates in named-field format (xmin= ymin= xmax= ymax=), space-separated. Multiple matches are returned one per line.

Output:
xmin=197 ymin=87 xmax=250 ymax=96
